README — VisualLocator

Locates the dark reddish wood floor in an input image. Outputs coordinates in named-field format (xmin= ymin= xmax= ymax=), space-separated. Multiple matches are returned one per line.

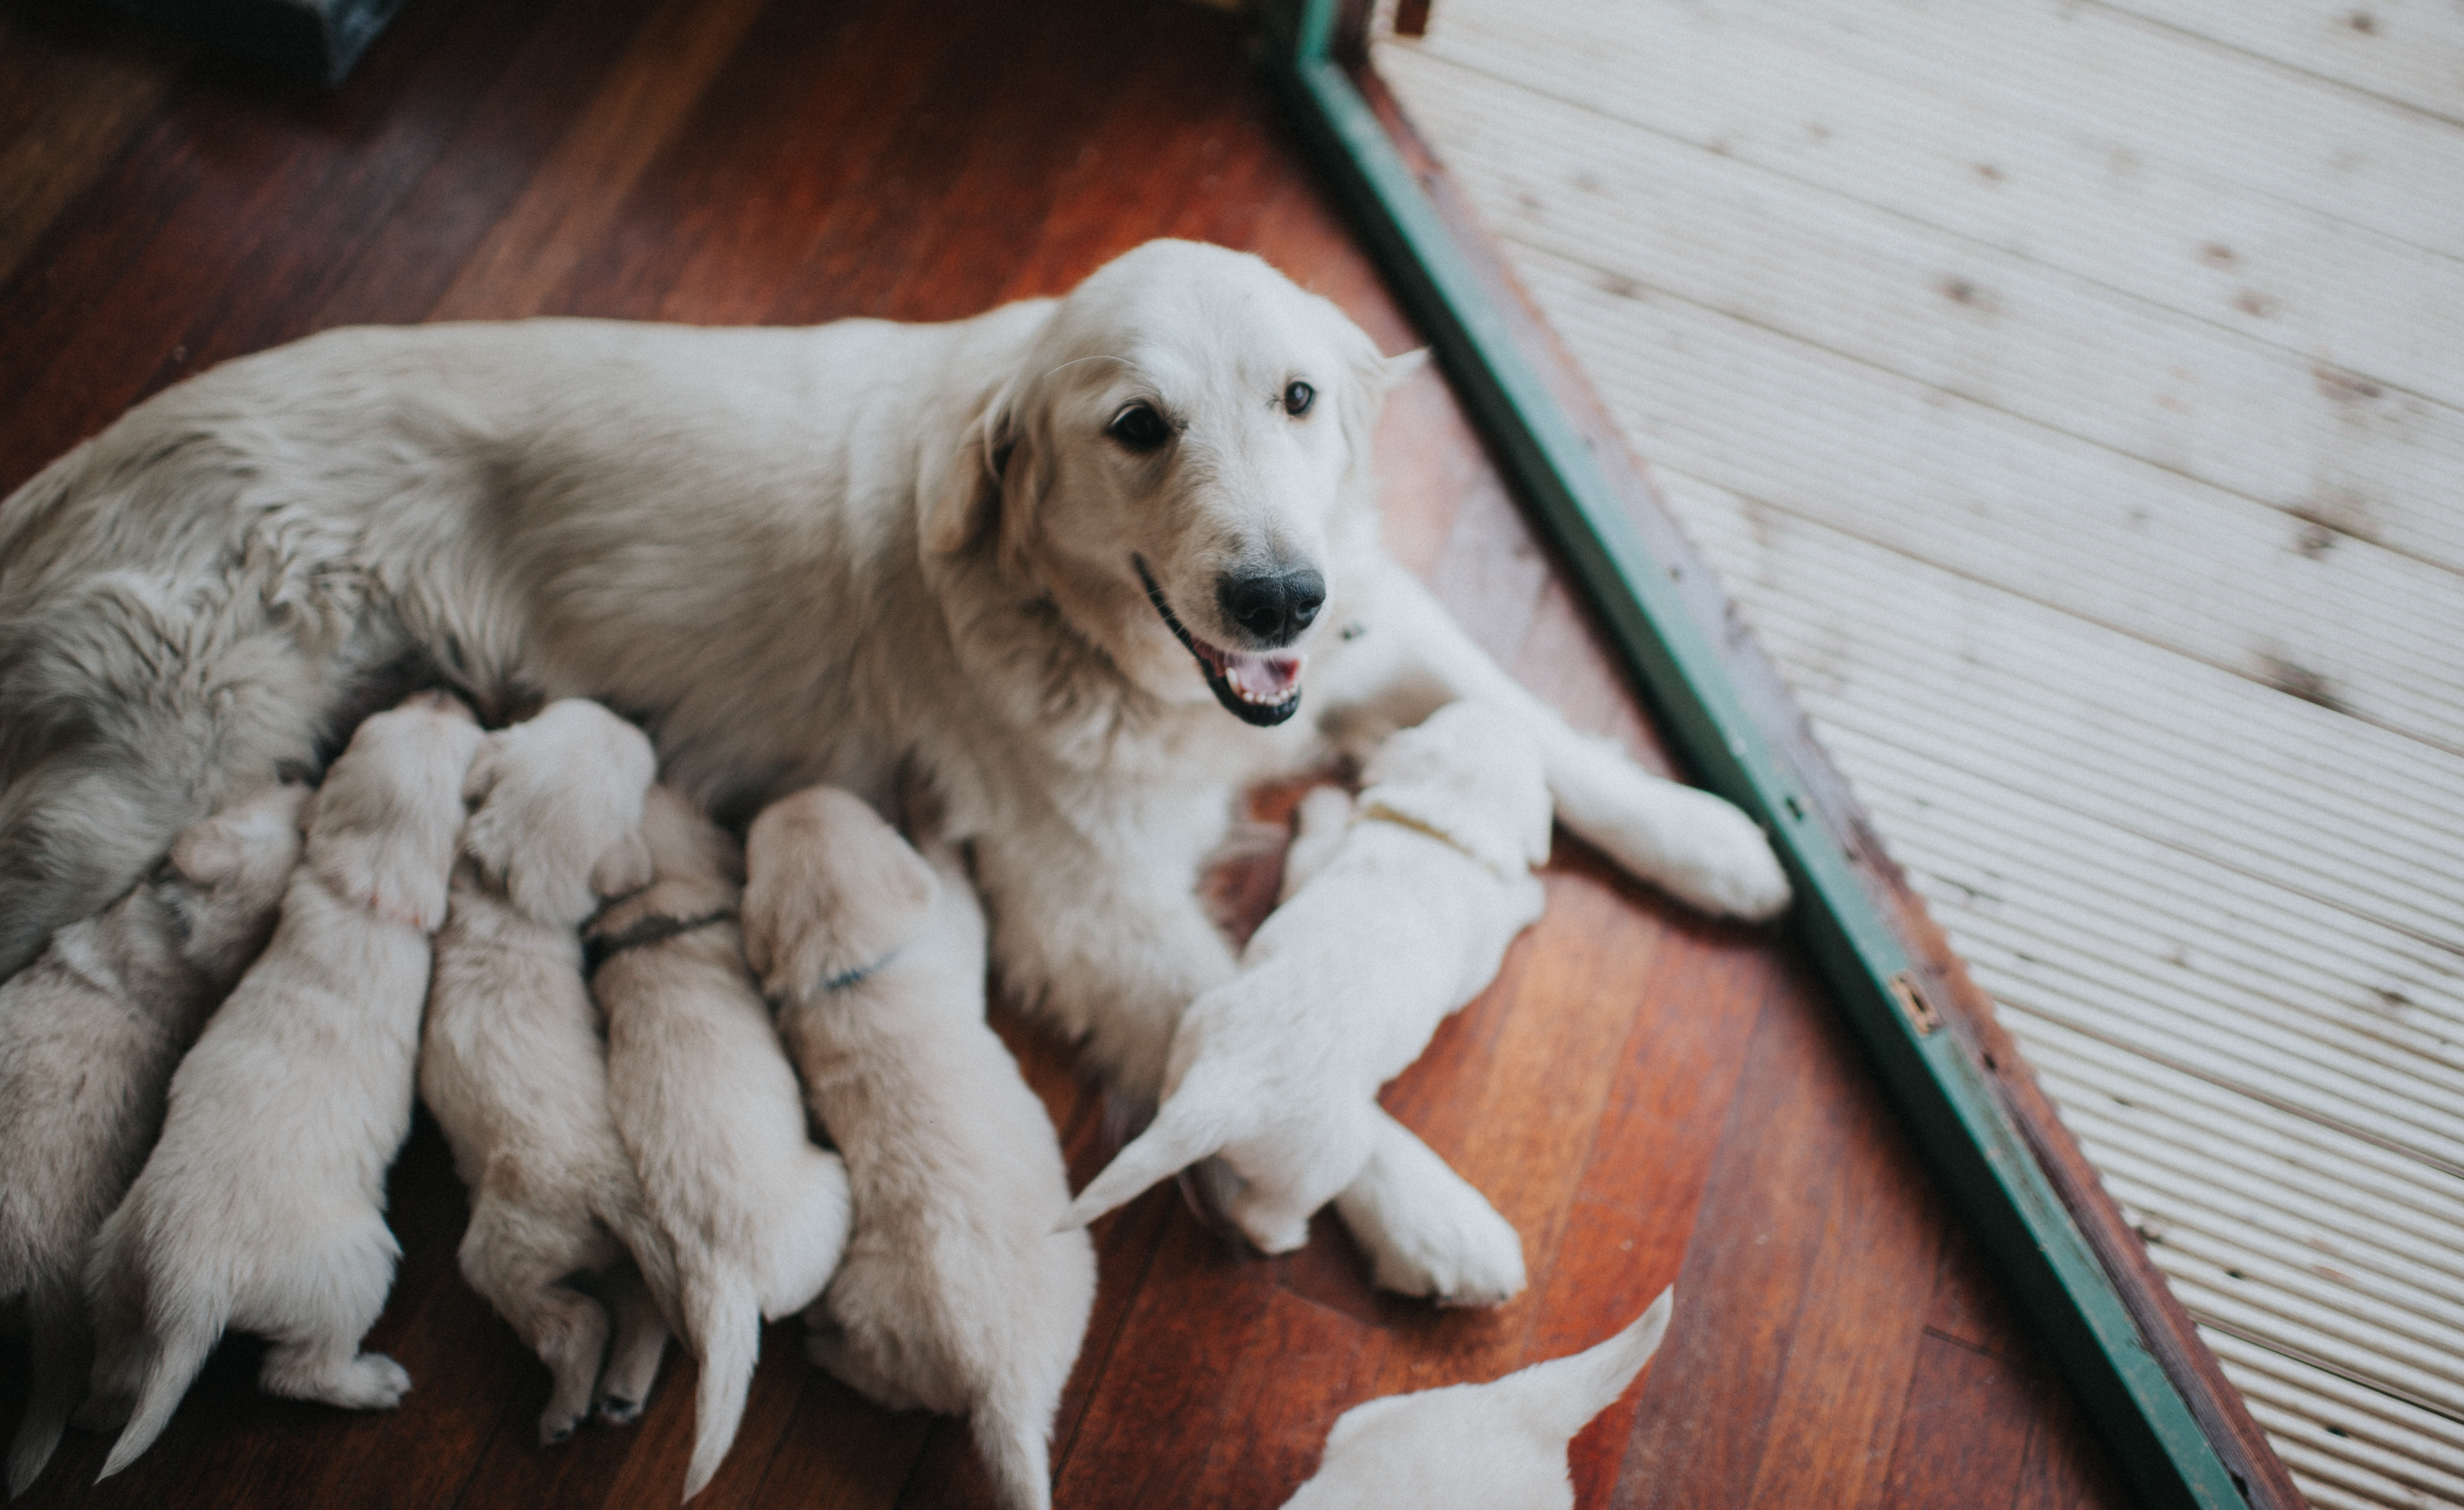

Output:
xmin=0 ymin=0 xmax=2137 ymax=1505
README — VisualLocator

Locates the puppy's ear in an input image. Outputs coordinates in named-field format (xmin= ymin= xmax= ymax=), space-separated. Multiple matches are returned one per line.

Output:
xmin=1358 ymin=705 xmax=1550 ymax=879
xmin=591 ymin=831 xmax=654 ymax=900
xmin=462 ymin=740 xmax=500 ymax=809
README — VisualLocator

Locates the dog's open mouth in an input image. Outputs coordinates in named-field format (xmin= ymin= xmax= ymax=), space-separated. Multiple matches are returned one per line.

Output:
xmin=1135 ymin=557 xmax=1304 ymax=728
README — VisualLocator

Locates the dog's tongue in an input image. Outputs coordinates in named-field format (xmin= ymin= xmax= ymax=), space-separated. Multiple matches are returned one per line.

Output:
xmin=1224 ymin=651 xmax=1303 ymax=705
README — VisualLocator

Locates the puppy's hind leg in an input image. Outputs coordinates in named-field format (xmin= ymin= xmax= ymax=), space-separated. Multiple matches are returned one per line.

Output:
xmin=591 ymin=1265 xmax=669 ymax=1425
xmin=6 ymin=1280 xmax=88 ymax=1497
xmin=460 ymin=1192 xmax=612 ymax=1445
xmin=1332 ymin=1109 xmax=1526 ymax=1309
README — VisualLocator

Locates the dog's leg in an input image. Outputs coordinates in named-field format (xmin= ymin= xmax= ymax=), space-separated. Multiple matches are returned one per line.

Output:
xmin=1332 ymin=1109 xmax=1526 ymax=1307
xmin=1315 ymin=561 xmax=1791 ymax=922
xmin=592 ymin=1266 xmax=668 ymax=1425
xmin=972 ymin=808 xmax=1240 ymax=1104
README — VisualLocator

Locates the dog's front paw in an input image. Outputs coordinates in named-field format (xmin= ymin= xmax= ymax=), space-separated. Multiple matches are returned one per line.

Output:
xmin=1652 ymin=787 xmax=1792 ymax=922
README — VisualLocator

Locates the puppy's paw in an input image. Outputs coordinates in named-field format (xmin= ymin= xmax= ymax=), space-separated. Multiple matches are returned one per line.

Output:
xmin=1651 ymin=787 xmax=1791 ymax=922
xmin=1333 ymin=1119 xmax=1526 ymax=1307
xmin=262 ymin=1348 xmax=413 ymax=1410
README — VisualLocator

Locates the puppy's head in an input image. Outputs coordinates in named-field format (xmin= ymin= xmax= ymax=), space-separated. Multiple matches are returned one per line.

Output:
xmin=1355 ymin=702 xmax=1552 ymax=878
xmin=307 ymin=691 xmax=483 ymax=932
xmin=165 ymin=779 xmax=311 ymax=978
xmin=741 ymin=785 xmax=936 ymax=1002
xmin=926 ymin=240 xmax=1425 ymax=730
xmin=461 ymin=699 xmax=658 ymax=925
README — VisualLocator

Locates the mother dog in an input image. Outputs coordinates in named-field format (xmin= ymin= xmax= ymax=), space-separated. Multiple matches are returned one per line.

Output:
xmin=0 ymin=240 xmax=1786 ymax=1273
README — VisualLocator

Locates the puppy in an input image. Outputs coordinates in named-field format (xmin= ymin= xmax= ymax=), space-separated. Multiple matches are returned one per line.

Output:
xmin=0 ymin=780 xmax=307 ymax=1496
xmin=593 ymin=786 xmax=850 ymax=1501
xmin=418 ymin=699 xmax=673 ymax=1447
xmin=82 ymin=691 xmax=481 ymax=1478
xmin=742 ymin=786 xmax=1095 ymax=1510
xmin=1062 ymin=702 xmax=1548 ymax=1281
xmin=1281 ymin=1289 xmax=1674 ymax=1509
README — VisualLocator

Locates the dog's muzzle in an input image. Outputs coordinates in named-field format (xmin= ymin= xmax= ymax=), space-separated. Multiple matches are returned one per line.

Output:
xmin=1135 ymin=556 xmax=1305 ymax=728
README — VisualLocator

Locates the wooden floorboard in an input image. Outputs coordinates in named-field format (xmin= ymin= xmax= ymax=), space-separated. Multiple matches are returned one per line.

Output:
xmin=0 ymin=0 xmax=2129 ymax=1504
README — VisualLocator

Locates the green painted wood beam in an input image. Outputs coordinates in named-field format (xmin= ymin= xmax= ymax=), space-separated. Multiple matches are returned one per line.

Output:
xmin=1254 ymin=6 xmax=2251 ymax=1506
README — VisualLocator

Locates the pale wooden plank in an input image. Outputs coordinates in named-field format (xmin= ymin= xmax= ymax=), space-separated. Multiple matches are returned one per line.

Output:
xmin=2096 ymin=0 xmax=2464 ymax=130
xmin=1381 ymin=49 xmax=2464 ymax=577
xmin=1381 ymin=1 xmax=2464 ymax=409
xmin=1659 ymin=478 xmax=2464 ymax=934
xmin=1513 ymin=247 xmax=2464 ymax=754
xmin=1662 ymin=0 xmax=2464 ymax=256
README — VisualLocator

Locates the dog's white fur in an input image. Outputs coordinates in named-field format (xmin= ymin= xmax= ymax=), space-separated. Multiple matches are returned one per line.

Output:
xmin=417 ymin=699 xmax=673 ymax=1449
xmin=82 ymin=692 xmax=481 ymax=1479
xmin=0 ymin=239 xmax=1787 ymax=1289
xmin=593 ymin=785 xmax=850 ymax=1502
xmin=0 ymin=780 xmax=306 ymax=1497
xmin=742 ymin=785 xmax=1095 ymax=1510
xmin=1281 ymin=1289 xmax=1674 ymax=1510
xmin=1064 ymin=703 xmax=1545 ymax=1281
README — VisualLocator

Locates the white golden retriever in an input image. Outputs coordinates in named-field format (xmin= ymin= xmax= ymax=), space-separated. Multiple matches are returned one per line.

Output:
xmin=82 ymin=692 xmax=481 ymax=1479
xmin=592 ymin=785 xmax=851 ymax=1502
xmin=0 ymin=780 xmax=306 ymax=1497
xmin=0 ymin=239 xmax=1787 ymax=1284
xmin=419 ymin=699 xmax=673 ymax=1448
xmin=1281 ymin=1289 xmax=1674 ymax=1510
xmin=1063 ymin=701 xmax=1548 ymax=1271
xmin=742 ymin=785 xmax=1095 ymax=1510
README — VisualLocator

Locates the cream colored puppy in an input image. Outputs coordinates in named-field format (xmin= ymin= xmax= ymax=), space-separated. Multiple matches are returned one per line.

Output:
xmin=1281 ymin=1289 xmax=1673 ymax=1509
xmin=741 ymin=786 xmax=1095 ymax=1510
xmin=83 ymin=691 xmax=481 ymax=1479
xmin=593 ymin=786 xmax=850 ymax=1502
xmin=1062 ymin=702 xmax=1547 ymax=1289
xmin=419 ymin=699 xmax=672 ymax=1448
xmin=0 ymin=781 xmax=307 ymax=1497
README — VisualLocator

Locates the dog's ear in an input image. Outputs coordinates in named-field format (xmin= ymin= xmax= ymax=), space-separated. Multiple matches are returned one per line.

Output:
xmin=1382 ymin=346 xmax=1430 ymax=390
xmin=591 ymin=830 xmax=654 ymax=900
xmin=926 ymin=371 xmax=1021 ymax=556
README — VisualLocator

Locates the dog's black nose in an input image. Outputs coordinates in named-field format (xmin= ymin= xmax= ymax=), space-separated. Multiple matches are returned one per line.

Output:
xmin=1218 ymin=566 xmax=1326 ymax=646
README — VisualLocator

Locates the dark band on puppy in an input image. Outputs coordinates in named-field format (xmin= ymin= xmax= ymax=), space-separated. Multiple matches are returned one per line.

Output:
xmin=815 ymin=951 xmax=899 ymax=995
xmin=584 ymin=908 xmax=737 ymax=976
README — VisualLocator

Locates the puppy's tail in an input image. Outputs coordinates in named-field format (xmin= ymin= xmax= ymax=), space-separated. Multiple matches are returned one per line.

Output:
xmin=971 ymin=1380 xmax=1057 ymax=1510
xmin=679 ymin=1273 xmax=759 ymax=1502
xmin=1055 ymin=1071 xmax=1237 ymax=1232
xmin=1505 ymin=1287 xmax=1674 ymax=1441
xmin=6 ymin=1281 xmax=86 ymax=1497
xmin=97 ymin=1294 xmax=222 ymax=1480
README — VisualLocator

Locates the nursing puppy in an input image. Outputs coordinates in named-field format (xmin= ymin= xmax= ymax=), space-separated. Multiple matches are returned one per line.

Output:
xmin=0 ymin=780 xmax=306 ymax=1497
xmin=419 ymin=699 xmax=673 ymax=1447
xmin=593 ymin=786 xmax=850 ymax=1502
xmin=82 ymin=691 xmax=481 ymax=1479
xmin=1063 ymin=703 xmax=1547 ymax=1290
xmin=1281 ymin=1289 xmax=1674 ymax=1509
xmin=742 ymin=786 xmax=1095 ymax=1510
xmin=0 ymin=240 xmax=1788 ymax=1293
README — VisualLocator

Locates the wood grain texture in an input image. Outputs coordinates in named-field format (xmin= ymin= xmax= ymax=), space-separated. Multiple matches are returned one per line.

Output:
xmin=0 ymin=0 xmax=2138 ymax=1504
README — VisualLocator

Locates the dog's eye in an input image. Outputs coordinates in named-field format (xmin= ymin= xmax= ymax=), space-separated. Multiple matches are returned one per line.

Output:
xmin=1108 ymin=402 xmax=1171 ymax=453
xmin=1283 ymin=380 xmax=1315 ymax=417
